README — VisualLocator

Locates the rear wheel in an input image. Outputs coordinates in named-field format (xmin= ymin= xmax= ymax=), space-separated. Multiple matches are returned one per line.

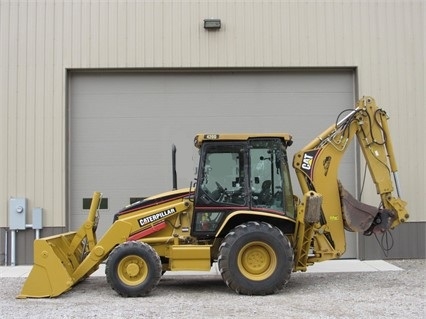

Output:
xmin=106 ymin=241 xmax=162 ymax=297
xmin=218 ymin=221 xmax=293 ymax=295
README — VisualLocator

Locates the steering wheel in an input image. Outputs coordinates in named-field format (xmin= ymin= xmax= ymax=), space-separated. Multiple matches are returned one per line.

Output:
xmin=208 ymin=181 xmax=225 ymax=201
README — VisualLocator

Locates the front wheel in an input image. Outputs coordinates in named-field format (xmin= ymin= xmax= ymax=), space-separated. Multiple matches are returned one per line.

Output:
xmin=218 ymin=221 xmax=293 ymax=295
xmin=106 ymin=241 xmax=162 ymax=297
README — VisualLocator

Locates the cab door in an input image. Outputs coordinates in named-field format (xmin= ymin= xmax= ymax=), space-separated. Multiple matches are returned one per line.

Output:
xmin=248 ymin=139 xmax=296 ymax=218
xmin=192 ymin=142 xmax=248 ymax=238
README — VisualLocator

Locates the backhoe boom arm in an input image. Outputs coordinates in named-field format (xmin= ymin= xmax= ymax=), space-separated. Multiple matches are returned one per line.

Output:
xmin=293 ymin=96 xmax=408 ymax=263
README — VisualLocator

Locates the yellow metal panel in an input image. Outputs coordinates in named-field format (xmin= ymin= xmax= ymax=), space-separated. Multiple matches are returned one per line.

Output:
xmin=170 ymin=245 xmax=211 ymax=260
xmin=169 ymin=245 xmax=211 ymax=271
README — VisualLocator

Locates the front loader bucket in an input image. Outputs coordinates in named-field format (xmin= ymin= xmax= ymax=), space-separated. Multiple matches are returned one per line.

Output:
xmin=18 ymin=232 xmax=83 ymax=298
xmin=17 ymin=192 xmax=103 ymax=299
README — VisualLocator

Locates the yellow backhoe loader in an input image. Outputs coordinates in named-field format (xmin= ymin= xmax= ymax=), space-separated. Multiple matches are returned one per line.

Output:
xmin=18 ymin=96 xmax=408 ymax=298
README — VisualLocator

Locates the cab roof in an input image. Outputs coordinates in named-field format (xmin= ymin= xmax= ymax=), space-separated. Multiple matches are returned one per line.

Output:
xmin=194 ymin=133 xmax=293 ymax=148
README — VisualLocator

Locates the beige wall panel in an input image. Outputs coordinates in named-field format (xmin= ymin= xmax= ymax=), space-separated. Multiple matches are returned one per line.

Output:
xmin=355 ymin=1 xmax=424 ymax=221
xmin=80 ymin=2 xmax=91 ymax=68
xmin=0 ymin=0 xmax=424 ymax=227
xmin=117 ymin=2 xmax=128 ymax=66
xmin=62 ymin=2 xmax=72 ymax=66
xmin=98 ymin=2 xmax=109 ymax=66
xmin=1 ymin=3 xmax=9 ymax=226
xmin=143 ymin=1 xmax=155 ymax=66
xmin=88 ymin=1 xmax=99 ymax=67
xmin=6 ymin=3 xmax=19 ymax=213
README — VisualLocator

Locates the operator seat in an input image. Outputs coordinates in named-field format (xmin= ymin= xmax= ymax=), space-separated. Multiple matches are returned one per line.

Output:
xmin=259 ymin=180 xmax=272 ymax=206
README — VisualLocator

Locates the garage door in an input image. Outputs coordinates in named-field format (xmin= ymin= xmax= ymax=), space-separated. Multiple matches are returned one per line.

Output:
xmin=69 ymin=70 xmax=356 ymax=256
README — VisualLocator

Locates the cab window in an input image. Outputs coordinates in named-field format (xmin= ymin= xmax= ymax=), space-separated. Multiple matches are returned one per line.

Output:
xmin=196 ymin=143 xmax=246 ymax=206
xmin=249 ymin=139 xmax=295 ymax=217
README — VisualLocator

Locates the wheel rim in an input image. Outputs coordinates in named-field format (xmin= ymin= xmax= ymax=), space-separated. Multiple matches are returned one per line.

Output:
xmin=237 ymin=241 xmax=277 ymax=281
xmin=117 ymin=254 xmax=148 ymax=286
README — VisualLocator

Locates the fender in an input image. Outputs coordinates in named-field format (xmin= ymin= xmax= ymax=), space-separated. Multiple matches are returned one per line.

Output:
xmin=215 ymin=209 xmax=296 ymax=238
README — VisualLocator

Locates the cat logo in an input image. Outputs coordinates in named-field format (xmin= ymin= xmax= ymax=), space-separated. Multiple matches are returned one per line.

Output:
xmin=302 ymin=153 xmax=313 ymax=170
xmin=300 ymin=150 xmax=320 ymax=178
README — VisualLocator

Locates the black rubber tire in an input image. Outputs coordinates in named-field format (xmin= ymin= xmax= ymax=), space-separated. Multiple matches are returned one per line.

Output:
xmin=218 ymin=221 xmax=293 ymax=295
xmin=105 ymin=241 xmax=162 ymax=297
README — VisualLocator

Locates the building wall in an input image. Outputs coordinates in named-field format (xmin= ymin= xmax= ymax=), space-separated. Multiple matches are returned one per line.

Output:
xmin=0 ymin=1 xmax=424 ymax=260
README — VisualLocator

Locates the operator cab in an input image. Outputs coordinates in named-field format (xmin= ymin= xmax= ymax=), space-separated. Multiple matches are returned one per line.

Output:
xmin=192 ymin=134 xmax=295 ymax=238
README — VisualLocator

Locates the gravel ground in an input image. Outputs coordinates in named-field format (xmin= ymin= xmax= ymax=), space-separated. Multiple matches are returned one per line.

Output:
xmin=0 ymin=259 xmax=424 ymax=319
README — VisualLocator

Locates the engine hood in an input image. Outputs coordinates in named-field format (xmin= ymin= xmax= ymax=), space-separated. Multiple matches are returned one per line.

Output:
xmin=115 ymin=188 xmax=193 ymax=218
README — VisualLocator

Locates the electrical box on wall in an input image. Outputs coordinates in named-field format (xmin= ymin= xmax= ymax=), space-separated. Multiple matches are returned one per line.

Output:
xmin=32 ymin=207 xmax=43 ymax=230
xmin=9 ymin=197 xmax=27 ymax=230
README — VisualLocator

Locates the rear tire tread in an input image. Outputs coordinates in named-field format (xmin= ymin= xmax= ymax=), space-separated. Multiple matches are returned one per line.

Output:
xmin=218 ymin=221 xmax=293 ymax=295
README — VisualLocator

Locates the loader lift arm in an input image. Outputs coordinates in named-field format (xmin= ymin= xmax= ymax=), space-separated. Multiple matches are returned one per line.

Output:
xmin=18 ymin=192 xmax=134 ymax=298
xmin=293 ymin=96 xmax=409 ymax=267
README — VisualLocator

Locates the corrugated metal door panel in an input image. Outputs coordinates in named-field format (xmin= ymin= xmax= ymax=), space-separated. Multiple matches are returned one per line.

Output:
xmin=69 ymin=70 xmax=356 ymax=256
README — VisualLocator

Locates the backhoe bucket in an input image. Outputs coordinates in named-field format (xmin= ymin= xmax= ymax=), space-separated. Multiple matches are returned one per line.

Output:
xmin=17 ymin=192 xmax=102 ymax=298
xmin=339 ymin=183 xmax=394 ymax=234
